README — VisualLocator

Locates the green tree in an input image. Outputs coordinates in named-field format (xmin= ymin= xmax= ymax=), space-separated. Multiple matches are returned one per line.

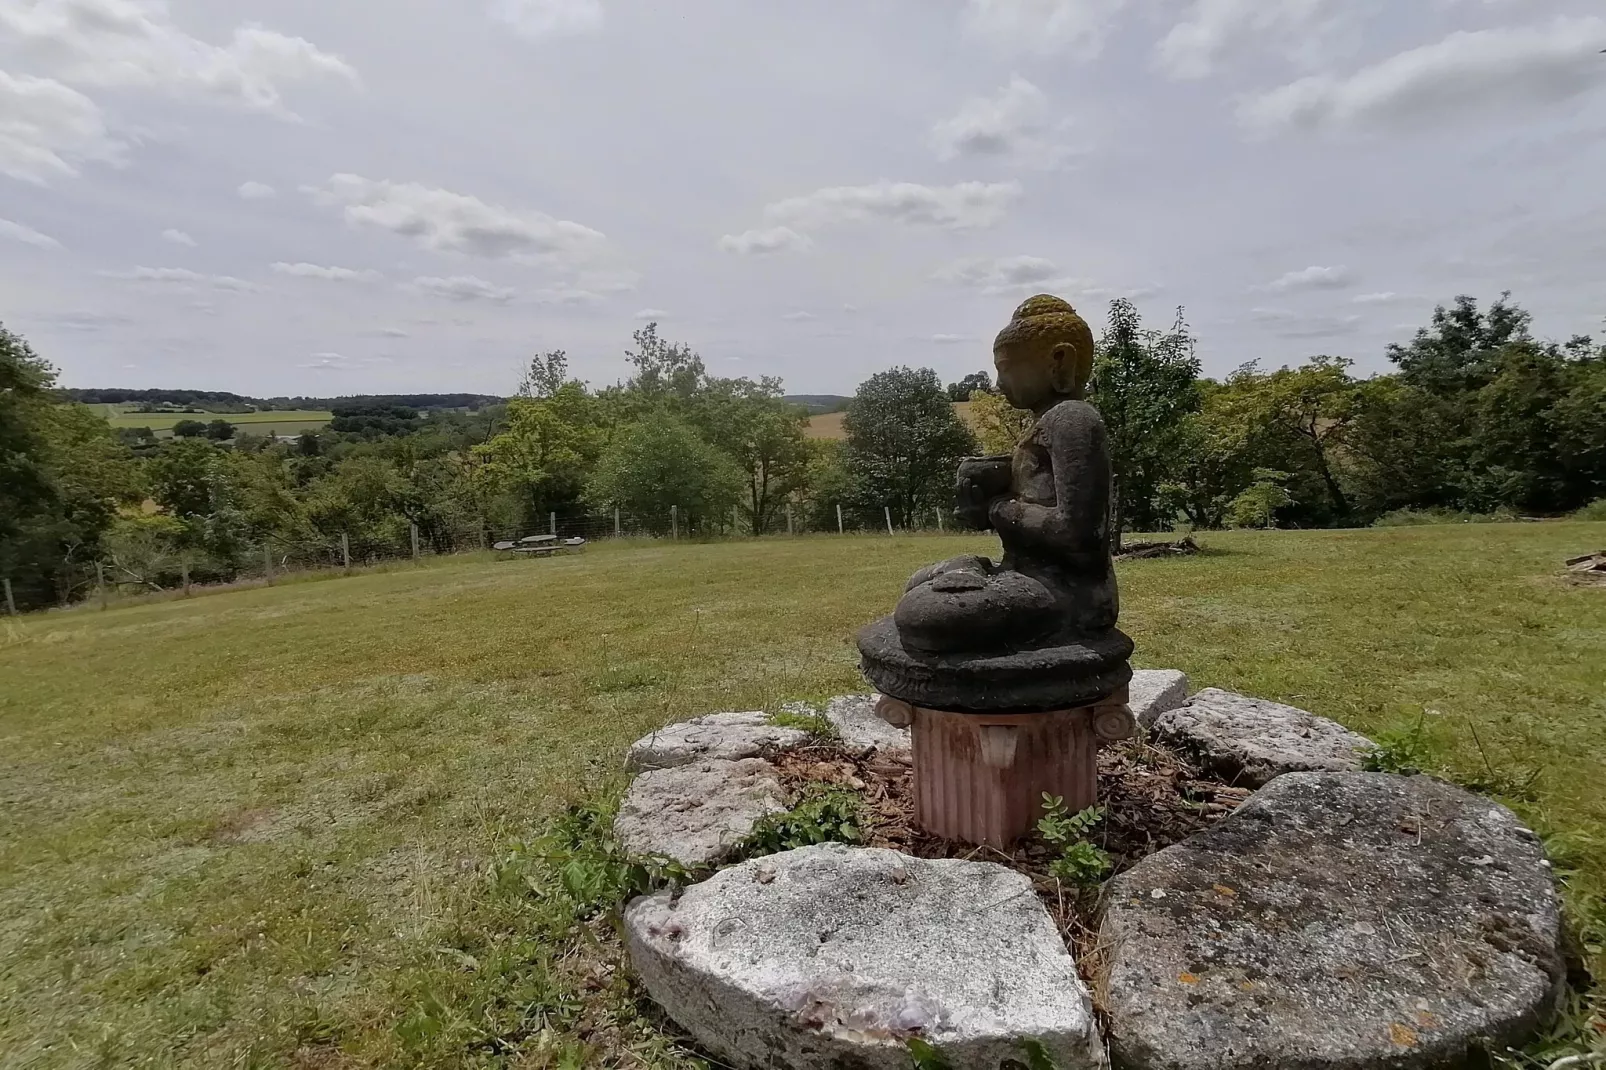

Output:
xmin=690 ymin=378 xmax=811 ymax=534
xmin=473 ymin=382 xmax=604 ymax=530
xmin=205 ymin=418 xmax=236 ymax=441
xmin=967 ymin=388 xmax=1034 ymax=455
xmin=1 ymin=325 xmax=142 ymax=608
xmin=518 ymin=349 xmax=569 ymax=399
xmin=841 ymin=367 xmax=978 ymax=529
xmin=587 ymin=411 xmax=744 ymax=534
xmin=946 ymin=371 xmax=992 ymax=402
xmin=1090 ymin=300 xmax=1201 ymax=546
xmin=172 ymin=419 xmax=208 ymax=438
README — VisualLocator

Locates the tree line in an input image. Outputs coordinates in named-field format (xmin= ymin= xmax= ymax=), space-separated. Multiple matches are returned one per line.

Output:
xmin=2 ymin=293 xmax=1602 ymax=612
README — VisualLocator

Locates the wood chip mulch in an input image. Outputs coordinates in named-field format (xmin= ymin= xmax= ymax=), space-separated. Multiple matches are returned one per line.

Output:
xmin=768 ymin=736 xmax=1250 ymax=961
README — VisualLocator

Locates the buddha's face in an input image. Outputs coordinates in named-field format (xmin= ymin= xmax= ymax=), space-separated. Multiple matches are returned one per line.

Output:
xmin=994 ymin=337 xmax=1078 ymax=411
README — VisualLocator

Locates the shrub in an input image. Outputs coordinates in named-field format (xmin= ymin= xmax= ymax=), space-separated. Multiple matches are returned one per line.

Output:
xmin=1574 ymin=499 xmax=1606 ymax=522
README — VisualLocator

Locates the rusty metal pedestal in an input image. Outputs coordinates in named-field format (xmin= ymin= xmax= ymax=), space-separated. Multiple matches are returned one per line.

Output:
xmin=875 ymin=689 xmax=1136 ymax=849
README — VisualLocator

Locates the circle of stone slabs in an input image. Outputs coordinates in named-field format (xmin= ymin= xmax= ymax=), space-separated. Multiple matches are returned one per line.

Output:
xmin=1097 ymin=771 xmax=1565 ymax=1070
xmin=626 ymin=843 xmax=1106 ymax=1070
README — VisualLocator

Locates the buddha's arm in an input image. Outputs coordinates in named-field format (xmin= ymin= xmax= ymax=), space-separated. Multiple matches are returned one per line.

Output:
xmin=989 ymin=401 xmax=1111 ymax=555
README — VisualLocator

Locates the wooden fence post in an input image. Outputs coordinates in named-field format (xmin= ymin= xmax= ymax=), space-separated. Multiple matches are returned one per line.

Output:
xmin=181 ymin=560 xmax=191 ymax=597
xmin=549 ymin=511 xmax=557 ymax=537
xmin=671 ymin=505 xmax=679 ymax=540
xmin=97 ymin=561 xmax=108 ymax=609
xmin=341 ymin=532 xmax=352 ymax=574
xmin=614 ymin=506 xmax=621 ymax=538
xmin=836 ymin=504 xmax=844 ymax=535
xmin=263 ymin=544 xmax=274 ymax=586
xmin=2 ymin=577 xmax=15 ymax=616
xmin=787 ymin=504 xmax=794 ymax=536
xmin=936 ymin=508 xmax=944 ymax=533
xmin=885 ymin=506 xmax=894 ymax=535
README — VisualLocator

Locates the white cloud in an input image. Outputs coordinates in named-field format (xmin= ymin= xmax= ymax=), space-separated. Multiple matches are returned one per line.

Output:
xmin=1156 ymin=0 xmax=1337 ymax=80
xmin=490 ymin=0 xmax=603 ymax=40
xmin=0 ymin=71 xmax=123 ymax=183
xmin=307 ymin=174 xmax=607 ymax=261
xmin=1240 ymin=17 xmax=1606 ymax=135
xmin=761 ymin=180 xmax=1020 ymax=233
xmin=931 ymin=333 xmax=969 ymax=344
xmin=101 ymin=266 xmax=257 ymax=292
xmin=0 ymin=0 xmax=359 ymax=118
xmin=271 ymin=261 xmax=381 ymax=281
xmin=1263 ymin=265 xmax=1354 ymax=291
xmin=0 ymin=218 xmax=62 ymax=249
xmin=161 ymin=228 xmax=195 ymax=246
xmin=299 ymin=351 xmax=389 ymax=372
xmin=962 ymin=0 xmax=1127 ymax=58
xmin=1249 ymin=307 xmax=1363 ymax=337
xmin=931 ymin=76 xmax=1067 ymax=165
xmin=936 ymin=254 xmax=1060 ymax=292
xmin=1353 ymin=291 xmax=1403 ymax=304
xmin=376 ymin=327 xmax=410 ymax=338
xmin=935 ymin=255 xmax=1151 ymax=302
xmin=410 ymin=274 xmax=516 ymax=303
xmin=531 ymin=287 xmax=603 ymax=305
xmin=717 ymin=225 xmax=812 ymax=255
xmin=781 ymin=311 xmax=816 ymax=321
xmin=633 ymin=307 xmax=669 ymax=319
xmin=237 ymin=181 xmax=276 ymax=200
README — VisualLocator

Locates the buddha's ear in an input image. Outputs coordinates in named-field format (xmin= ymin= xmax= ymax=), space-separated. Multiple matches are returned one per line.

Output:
xmin=1049 ymin=344 xmax=1077 ymax=392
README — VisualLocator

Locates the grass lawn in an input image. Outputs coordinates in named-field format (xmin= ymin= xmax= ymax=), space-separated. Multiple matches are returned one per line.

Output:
xmin=2 ymin=525 xmax=1603 ymax=1067
xmin=98 ymin=407 xmax=335 ymax=435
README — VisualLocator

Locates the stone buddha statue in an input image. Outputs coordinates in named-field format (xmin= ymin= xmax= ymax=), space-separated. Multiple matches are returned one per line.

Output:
xmin=857 ymin=294 xmax=1132 ymax=713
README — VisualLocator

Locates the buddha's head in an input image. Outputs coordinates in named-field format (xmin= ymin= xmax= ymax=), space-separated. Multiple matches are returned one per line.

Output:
xmin=992 ymin=294 xmax=1095 ymax=411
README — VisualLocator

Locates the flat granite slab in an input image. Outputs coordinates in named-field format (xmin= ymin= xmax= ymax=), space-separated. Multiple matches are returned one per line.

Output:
xmin=1098 ymin=771 xmax=1565 ymax=1070
xmin=626 ymin=843 xmax=1106 ymax=1069
xmin=624 ymin=711 xmax=810 ymax=773
xmin=1150 ymin=687 xmax=1374 ymax=787
xmin=613 ymin=758 xmax=787 ymax=868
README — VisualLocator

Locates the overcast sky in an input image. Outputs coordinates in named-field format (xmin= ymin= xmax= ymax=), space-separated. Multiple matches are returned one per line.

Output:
xmin=3 ymin=0 xmax=1604 ymax=398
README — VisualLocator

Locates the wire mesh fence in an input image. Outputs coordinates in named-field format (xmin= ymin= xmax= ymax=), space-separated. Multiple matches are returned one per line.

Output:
xmin=11 ymin=502 xmax=968 ymax=614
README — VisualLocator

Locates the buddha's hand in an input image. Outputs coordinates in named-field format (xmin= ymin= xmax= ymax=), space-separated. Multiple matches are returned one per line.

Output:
xmin=989 ymin=497 xmax=1025 ymax=532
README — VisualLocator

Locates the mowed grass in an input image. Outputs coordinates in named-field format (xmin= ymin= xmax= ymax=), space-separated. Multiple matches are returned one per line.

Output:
xmin=97 ymin=407 xmax=334 ymax=434
xmin=2 ymin=525 xmax=1604 ymax=1067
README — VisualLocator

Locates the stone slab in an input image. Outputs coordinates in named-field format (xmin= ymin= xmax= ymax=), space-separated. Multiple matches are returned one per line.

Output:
xmin=783 ymin=694 xmax=913 ymax=758
xmin=1150 ymin=687 xmax=1373 ymax=787
xmin=613 ymin=758 xmax=787 ymax=868
xmin=624 ymin=711 xmax=809 ymax=773
xmin=626 ymin=843 xmax=1106 ymax=1069
xmin=1098 ymin=771 xmax=1565 ymax=1070
xmin=1129 ymin=669 xmax=1190 ymax=728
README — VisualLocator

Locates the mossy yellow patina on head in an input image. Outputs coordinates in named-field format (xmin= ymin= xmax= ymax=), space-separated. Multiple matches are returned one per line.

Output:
xmin=993 ymin=294 xmax=1096 ymax=408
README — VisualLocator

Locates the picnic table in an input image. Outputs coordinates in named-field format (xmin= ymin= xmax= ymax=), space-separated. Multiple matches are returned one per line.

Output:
xmin=491 ymin=535 xmax=587 ymax=558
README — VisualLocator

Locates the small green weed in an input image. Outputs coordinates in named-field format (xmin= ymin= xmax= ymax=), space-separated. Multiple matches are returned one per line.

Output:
xmin=743 ymin=785 xmax=862 ymax=855
xmin=906 ymin=1037 xmax=955 ymax=1069
xmin=1038 ymin=796 xmax=1111 ymax=887
xmin=1572 ymin=499 xmax=1606 ymax=522
xmin=1362 ymin=707 xmax=1440 ymax=776
xmin=770 ymin=708 xmax=840 ymax=740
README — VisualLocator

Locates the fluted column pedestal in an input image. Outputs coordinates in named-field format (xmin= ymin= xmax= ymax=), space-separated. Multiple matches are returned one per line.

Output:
xmin=876 ymin=688 xmax=1135 ymax=849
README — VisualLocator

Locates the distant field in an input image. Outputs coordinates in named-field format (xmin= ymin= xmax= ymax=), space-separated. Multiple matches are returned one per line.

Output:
xmin=96 ymin=406 xmax=334 ymax=436
xmin=2 ymin=525 xmax=1602 ymax=1066
xmin=806 ymin=400 xmax=974 ymax=440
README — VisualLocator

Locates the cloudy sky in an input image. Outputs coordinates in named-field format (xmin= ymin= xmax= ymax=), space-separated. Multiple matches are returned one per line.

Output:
xmin=3 ymin=0 xmax=1604 ymax=397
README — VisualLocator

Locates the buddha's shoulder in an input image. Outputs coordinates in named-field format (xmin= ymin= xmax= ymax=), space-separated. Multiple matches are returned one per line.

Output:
xmin=1036 ymin=398 xmax=1105 ymax=435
